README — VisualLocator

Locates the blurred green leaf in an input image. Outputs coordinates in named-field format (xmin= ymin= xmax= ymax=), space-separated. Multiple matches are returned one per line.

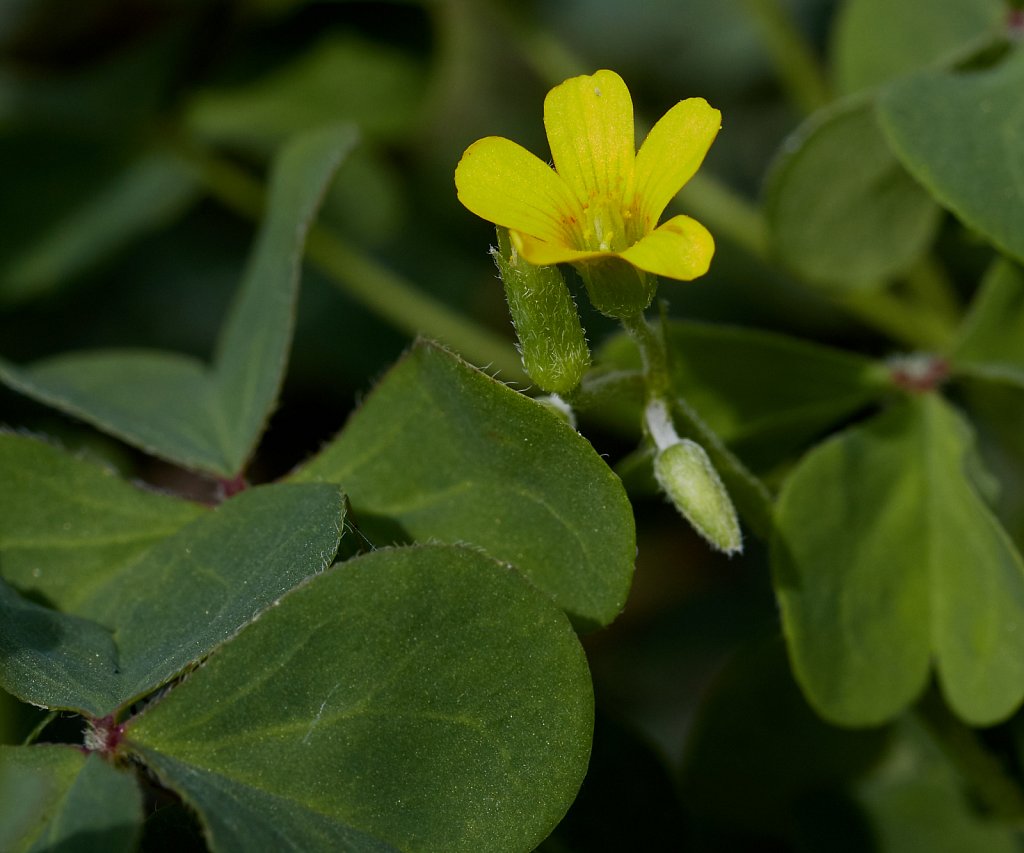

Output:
xmin=878 ymin=46 xmax=1024 ymax=265
xmin=958 ymin=378 xmax=1024 ymax=545
xmin=774 ymin=394 xmax=1024 ymax=726
xmin=680 ymin=636 xmax=887 ymax=843
xmin=830 ymin=0 xmax=1004 ymax=94
xmin=765 ymin=97 xmax=940 ymax=290
xmin=0 ymin=137 xmax=198 ymax=305
xmin=186 ymin=34 xmax=426 ymax=153
xmin=1 ymin=482 xmax=344 ymax=716
xmin=953 ymin=260 xmax=1024 ymax=387
xmin=855 ymin=720 xmax=1020 ymax=853
xmin=128 ymin=544 xmax=593 ymax=853
xmin=0 ymin=745 xmax=142 ymax=853
xmin=0 ymin=433 xmax=203 ymax=611
xmin=0 ymin=125 xmax=356 ymax=475
xmin=603 ymin=320 xmax=887 ymax=472
xmin=293 ymin=341 xmax=635 ymax=629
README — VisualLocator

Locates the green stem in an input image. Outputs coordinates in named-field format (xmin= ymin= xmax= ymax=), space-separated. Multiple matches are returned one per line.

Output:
xmin=619 ymin=311 xmax=671 ymax=399
xmin=915 ymin=688 xmax=1024 ymax=823
xmin=22 ymin=710 xmax=58 ymax=746
xmin=742 ymin=0 xmax=831 ymax=113
xmin=179 ymin=142 xmax=526 ymax=382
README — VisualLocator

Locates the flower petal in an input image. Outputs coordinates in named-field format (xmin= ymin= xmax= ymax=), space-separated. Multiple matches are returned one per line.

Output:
xmin=544 ymin=69 xmax=635 ymax=206
xmin=455 ymin=137 xmax=581 ymax=244
xmin=512 ymin=230 xmax=611 ymax=267
xmin=619 ymin=215 xmax=715 ymax=281
xmin=633 ymin=98 xmax=721 ymax=225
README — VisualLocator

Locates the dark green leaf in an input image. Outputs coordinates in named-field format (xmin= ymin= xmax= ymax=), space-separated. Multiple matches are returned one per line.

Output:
xmin=128 ymin=544 xmax=593 ymax=853
xmin=953 ymin=260 xmax=1024 ymax=387
xmin=0 ymin=125 xmax=357 ymax=475
xmin=830 ymin=0 xmax=1004 ymax=94
xmin=774 ymin=394 xmax=1024 ymax=726
xmin=0 ymin=352 xmax=224 ymax=473
xmin=2 ymin=482 xmax=345 ymax=716
xmin=0 ymin=433 xmax=203 ymax=612
xmin=878 ymin=46 xmax=1024 ymax=264
xmin=293 ymin=341 xmax=635 ymax=629
xmin=0 ymin=578 xmax=121 ymax=716
xmin=211 ymin=125 xmax=358 ymax=466
xmin=132 ymin=754 xmax=399 ymax=853
xmin=765 ymin=97 xmax=940 ymax=289
xmin=0 ymin=745 xmax=142 ymax=853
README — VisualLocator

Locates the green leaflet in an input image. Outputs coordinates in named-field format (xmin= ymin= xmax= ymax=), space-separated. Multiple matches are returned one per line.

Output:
xmin=952 ymin=260 xmax=1024 ymax=388
xmin=0 ymin=482 xmax=345 ymax=716
xmin=293 ymin=341 xmax=635 ymax=629
xmin=830 ymin=0 xmax=1004 ymax=94
xmin=879 ymin=45 xmax=1024 ymax=265
xmin=128 ymin=544 xmax=593 ymax=853
xmin=0 ymin=125 xmax=357 ymax=476
xmin=0 ymin=579 xmax=121 ymax=716
xmin=764 ymin=96 xmax=940 ymax=290
xmin=0 ymin=433 xmax=204 ymax=611
xmin=774 ymin=394 xmax=1024 ymax=726
xmin=0 ymin=744 xmax=142 ymax=853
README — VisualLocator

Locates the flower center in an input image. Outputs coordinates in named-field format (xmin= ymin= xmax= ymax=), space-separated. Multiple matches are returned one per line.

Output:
xmin=577 ymin=198 xmax=642 ymax=253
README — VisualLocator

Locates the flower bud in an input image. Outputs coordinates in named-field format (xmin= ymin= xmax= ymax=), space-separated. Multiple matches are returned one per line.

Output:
xmin=654 ymin=439 xmax=742 ymax=555
xmin=492 ymin=227 xmax=590 ymax=394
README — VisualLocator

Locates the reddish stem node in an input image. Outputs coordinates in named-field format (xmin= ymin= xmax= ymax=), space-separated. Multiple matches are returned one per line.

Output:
xmin=888 ymin=353 xmax=950 ymax=393
xmin=217 ymin=473 xmax=249 ymax=500
xmin=84 ymin=714 xmax=125 ymax=755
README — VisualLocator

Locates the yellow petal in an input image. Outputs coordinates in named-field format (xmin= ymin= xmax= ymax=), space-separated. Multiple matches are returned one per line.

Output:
xmin=619 ymin=215 xmax=715 ymax=281
xmin=633 ymin=98 xmax=721 ymax=226
xmin=455 ymin=137 xmax=581 ymax=245
xmin=512 ymin=230 xmax=611 ymax=267
xmin=543 ymin=69 xmax=635 ymax=206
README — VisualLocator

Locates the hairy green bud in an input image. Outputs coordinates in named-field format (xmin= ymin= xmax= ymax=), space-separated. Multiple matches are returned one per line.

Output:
xmin=654 ymin=439 xmax=742 ymax=555
xmin=492 ymin=227 xmax=590 ymax=394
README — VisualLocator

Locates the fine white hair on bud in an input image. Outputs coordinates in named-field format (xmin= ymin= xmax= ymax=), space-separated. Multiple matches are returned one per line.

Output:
xmin=491 ymin=227 xmax=590 ymax=395
xmin=654 ymin=437 xmax=743 ymax=556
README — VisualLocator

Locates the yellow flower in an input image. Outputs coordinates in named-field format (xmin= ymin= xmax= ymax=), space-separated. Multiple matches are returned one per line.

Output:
xmin=455 ymin=69 xmax=721 ymax=315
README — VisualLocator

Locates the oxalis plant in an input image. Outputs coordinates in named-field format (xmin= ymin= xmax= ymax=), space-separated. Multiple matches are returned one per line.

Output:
xmin=3 ymin=1 xmax=1024 ymax=850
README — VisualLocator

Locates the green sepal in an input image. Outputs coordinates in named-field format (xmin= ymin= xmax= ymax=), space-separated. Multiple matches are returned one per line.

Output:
xmin=576 ymin=255 xmax=658 ymax=319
